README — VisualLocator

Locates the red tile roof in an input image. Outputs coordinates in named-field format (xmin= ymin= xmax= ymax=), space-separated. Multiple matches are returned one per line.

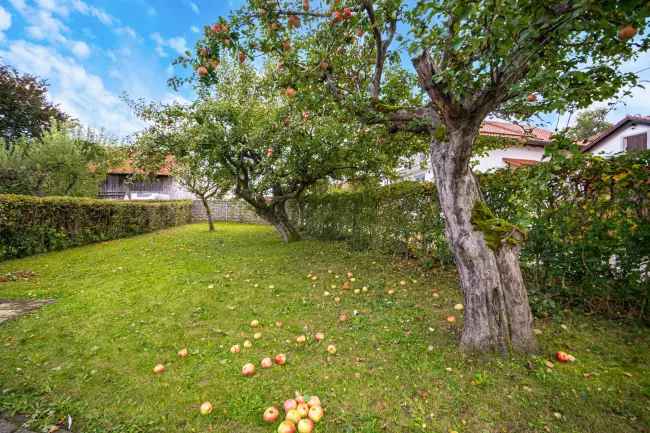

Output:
xmin=581 ymin=115 xmax=650 ymax=152
xmin=502 ymin=157 xmax=540 ymax=168
xmin=480 ymin=120 xmax=553 ymax=146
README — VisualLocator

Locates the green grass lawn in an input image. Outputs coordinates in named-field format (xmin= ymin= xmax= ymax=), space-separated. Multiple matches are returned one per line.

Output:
xmin=0 ymin=223 xmax=648 ymax=433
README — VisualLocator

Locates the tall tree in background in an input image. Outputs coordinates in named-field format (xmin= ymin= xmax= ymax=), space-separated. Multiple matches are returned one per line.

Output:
xmin=0 ymin=63 xmax=68 ymax=148
xmin=181 ymin=0 xmax=650 ymax=353
xmin=565 ymin=108 xmax=614 ymax=142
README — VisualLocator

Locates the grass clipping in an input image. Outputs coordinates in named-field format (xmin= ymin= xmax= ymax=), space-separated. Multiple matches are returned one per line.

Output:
xmin=471 ymin=201 xmax=527 ymax=251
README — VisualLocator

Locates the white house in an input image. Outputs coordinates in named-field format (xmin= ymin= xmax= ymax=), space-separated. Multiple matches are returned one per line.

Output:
xmin=582 ymin=115 xmax=649 ymax=156
xmin=396 ymin=120 xmax=554 ymax=181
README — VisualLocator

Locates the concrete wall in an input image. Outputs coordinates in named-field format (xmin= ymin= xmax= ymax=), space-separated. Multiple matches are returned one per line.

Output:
xmin=192 ymin=199 xmax=268 ymax=224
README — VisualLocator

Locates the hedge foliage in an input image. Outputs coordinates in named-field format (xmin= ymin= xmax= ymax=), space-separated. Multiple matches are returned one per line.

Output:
xmin=482 ymin=150 xmax=650 ymax=321
xmin=297 ymin=151 xmax=650 ymax=321
xmin=0 ymin=195 xmax=192 ymax=260
xmin=295 ymin=181 xmax=453 ymax=266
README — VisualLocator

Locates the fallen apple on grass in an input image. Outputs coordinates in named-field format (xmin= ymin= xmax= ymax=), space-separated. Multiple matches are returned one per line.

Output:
xmin=314 ymin=332 xmax=325 ymax=342
xmin=242 ymin=363 xmax=256 ymax=377
xmin=177 ymin=348 xmax=189 ymax=358
xmin=296 ymin=403 xmax=309 ymax=417
xmin=275 ymin=353 xmax=287 ymax=365
xmin=556 ymin=351 xmax=576 ymax=363
xmin=243 ymin=340 xmax=253 ymax=348
xmin=286 ymin=409 xmax=301 ymax=424
xmin=261 ymin=357 xmax=273 ymax=368
xmin=446 ymin=315 xmax=456 ymax=323
xmin=254 ymin=332 xmax=262 ymax=340
xmin=308 ymin=405 xmax=323 ymax=422
xmin=284 ymin=398 xmax=298 ymax=412
xmin=296 ymin=335 xmax=307 ymax=344
xmin=307 ymin=396 xmax=321 ymax=408
xmin=297 ymin=418 xmax=314 ymax=433
xmin=263 ymin=406 xmax=280 ymax=423
xmin=278 ymin=420 xmax=296 ymax=433
xmin=153 ymin=364 xmax=165 ymax=374
xmin=200 ymin=401 xmax=213 ymax=415
xmin=230 ymin=344 xmax=241 ymax=353
xmin=327 ymin=344 xmax=337 ymax=355
xmin=251 ymin=319 xmax=260 ymax=327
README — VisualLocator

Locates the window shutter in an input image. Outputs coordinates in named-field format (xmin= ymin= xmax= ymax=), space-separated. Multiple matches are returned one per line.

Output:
xmin=624 ymin=132 xmax=648 ymax=152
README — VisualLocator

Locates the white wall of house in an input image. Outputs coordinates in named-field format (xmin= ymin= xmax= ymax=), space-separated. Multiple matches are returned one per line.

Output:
xmin=471 ymin=145 xmax=546 ymax=172
xmin=396 ymin=144 xmax=547 ymax=181
xmin=586 ymin=123 xmax=650 ymax=156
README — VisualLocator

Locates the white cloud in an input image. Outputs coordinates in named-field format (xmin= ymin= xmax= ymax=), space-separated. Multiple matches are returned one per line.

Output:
xmin=191 ymin=25 xmax=200 ymax=33
xmin=150 ymin=32 xmax=167 ymax=57
xmin=70 ymin=39 xmax=90 ymax=58
xmin=0 ymin=6 xmax=11 ymax=41
xmin=0 ymin=40 xmax=144 ymax=136
xmin=189 ymin=2 xmax=199 ymax=14
xmin=116 ymin=26 xmax=137 ymax=39
xmin=151 ymin=33 xmax=188 ymax=57
xmin=168 ymin=36 xmax=188 ymax=54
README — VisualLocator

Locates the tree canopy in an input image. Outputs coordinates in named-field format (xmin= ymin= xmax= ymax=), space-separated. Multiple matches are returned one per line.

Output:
xmin=0 ymin=63 xmax=69 ymax=148
xmin=565 ymin=108 xmax=613 ymax=142
xmin=137 ymin=59 xmax=418 ymax=241
xmin=0 ymin=121 xmax=121 ymax=197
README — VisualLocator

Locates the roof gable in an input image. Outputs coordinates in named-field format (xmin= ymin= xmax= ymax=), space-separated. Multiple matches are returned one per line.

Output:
xmin=582 ymin=115 xmax=650 ymax=152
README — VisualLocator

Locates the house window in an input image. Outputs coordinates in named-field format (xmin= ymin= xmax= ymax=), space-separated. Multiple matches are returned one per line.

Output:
xmin=624 ymin=132 xmax=647 ymax=152
xmin=413 ymin=174 xmax=426 ymax=182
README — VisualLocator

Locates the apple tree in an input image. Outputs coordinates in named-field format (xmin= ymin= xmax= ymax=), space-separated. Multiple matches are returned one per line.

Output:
xmin=182 ymin=0 xmax=650 ymax=353
xmin=139 ymin=60 xmax=411 ymax=241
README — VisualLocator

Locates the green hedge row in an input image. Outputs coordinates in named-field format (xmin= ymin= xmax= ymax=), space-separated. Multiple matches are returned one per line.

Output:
xmin=295 ymin=181 xmax=453 ymax=266
xmin=296 ymin=151 xmax=650 ymax=322
xmin=0 ymin=195 xmax=192 ymax=260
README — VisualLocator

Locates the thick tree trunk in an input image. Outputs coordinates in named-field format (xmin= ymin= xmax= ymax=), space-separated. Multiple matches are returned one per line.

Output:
xmin=430 ymin=133 xmax=537 ymax=353
xmin=262 ymin=201 xmax=301 ymax=243
xmin=200 ymin=196 xmax=215 ymax=232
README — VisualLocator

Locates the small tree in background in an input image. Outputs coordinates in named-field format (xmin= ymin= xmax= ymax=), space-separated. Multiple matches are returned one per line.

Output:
xmin=0 ymin=121 xmax=121 ymax=197
xmin=173 ymin=160 xmax=232 ymax=232
xmin=0 ymin=63 xmax=68 ymax=149
xmin=181 ymin=0 xmax=650 ymax=353
xmin=565 ymin=108 xmax=614 ymax=142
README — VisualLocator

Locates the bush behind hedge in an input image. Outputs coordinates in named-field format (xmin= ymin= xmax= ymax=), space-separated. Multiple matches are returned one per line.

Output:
xmin=0 ymin=195 xmax=192 ymax=260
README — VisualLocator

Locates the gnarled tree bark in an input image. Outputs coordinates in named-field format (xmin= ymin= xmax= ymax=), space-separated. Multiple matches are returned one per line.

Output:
xmin=430 ymin=127 xmax=537 ymax=353
xmin=260 ymin=201 xmax=301 ymax=243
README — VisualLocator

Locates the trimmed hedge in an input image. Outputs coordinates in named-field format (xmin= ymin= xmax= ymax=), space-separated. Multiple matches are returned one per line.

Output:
xmin=295 ymin=181 xmax=453 ymax=267
xmin=296 ymin=151 xmax=650 ymax=322
xmin=0 ymin=195 xmax=192 ymax=260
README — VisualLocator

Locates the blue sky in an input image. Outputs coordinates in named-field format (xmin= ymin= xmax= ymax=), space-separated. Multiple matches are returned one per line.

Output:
xmin=0 ymin=0 xmax=648 ymax=139
xmin=0 ymin=0 xmax=245 ymax=138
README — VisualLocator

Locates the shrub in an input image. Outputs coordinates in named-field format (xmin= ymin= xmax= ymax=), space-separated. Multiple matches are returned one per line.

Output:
xmin=482 ymin=150 xmax=650 ymax=321
xmin=0 ymin=195 xmax=192 ymax=260
xmin=295 ymin=181 xmax=453 ymax=267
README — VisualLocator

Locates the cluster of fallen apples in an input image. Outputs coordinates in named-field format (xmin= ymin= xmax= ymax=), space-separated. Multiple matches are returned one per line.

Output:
xmin=263 ymin=393 xmax=324 ymax=433
xmin=234 ymin=319 xmax=336 ymax=378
